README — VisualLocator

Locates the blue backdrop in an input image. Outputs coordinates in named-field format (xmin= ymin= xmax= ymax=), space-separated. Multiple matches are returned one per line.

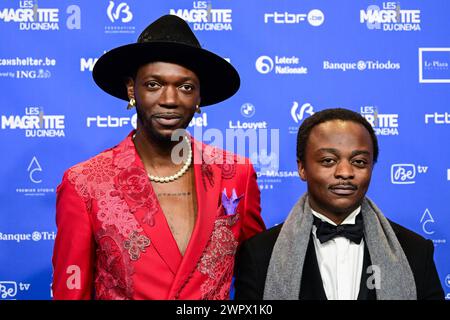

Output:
xmin=0 ymin=0 xmax=449 ymax=300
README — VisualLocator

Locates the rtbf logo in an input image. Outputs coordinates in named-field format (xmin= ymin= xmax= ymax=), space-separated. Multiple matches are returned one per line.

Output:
xmin=391 ymin=164 xmax=428 ymax=184
xmin=264 ymin=9 xmax=324 ymax=26
xmin=425 ymin=112 xmax=450 ymax=124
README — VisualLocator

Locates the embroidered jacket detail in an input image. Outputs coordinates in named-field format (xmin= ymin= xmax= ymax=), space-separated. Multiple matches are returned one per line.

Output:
xmin=201 ymin=163 xmax=214 ymax=190
xmin=124 ymin=231 xmax=151 ymax=261
xmin=94 ymin=227 xmax=135 ymax=300
xmin=197 ymin=217 xmax=239 ymax=300
xmin=68 ymin=154 xmax=143 ymax=239
xmin=220 ymin=153 xmax=237 ymax=180
xmin=116 ymin=166 xmax=158 ymax=227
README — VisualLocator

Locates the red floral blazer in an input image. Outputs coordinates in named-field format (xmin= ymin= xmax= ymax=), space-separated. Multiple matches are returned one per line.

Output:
xmin=52 ymin=131 xmax=265 ymax=300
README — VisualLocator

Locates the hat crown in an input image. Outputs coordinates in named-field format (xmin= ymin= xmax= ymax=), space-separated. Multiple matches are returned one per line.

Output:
xmin=137 ymin=14 xmax=201 ymax=48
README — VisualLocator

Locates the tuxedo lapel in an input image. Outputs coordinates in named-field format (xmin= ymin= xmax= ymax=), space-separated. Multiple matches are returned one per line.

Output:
xmin=299 ymin=235 xmax=327 ymax=300
xmin=357 ymin=241 xmax=377 ymax=300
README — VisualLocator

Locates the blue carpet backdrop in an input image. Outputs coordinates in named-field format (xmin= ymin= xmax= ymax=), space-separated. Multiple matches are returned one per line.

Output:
xmin=0 ymin=0 xmax=449 ymax=300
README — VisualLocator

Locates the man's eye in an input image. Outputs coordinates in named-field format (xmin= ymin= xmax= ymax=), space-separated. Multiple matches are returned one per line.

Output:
xmin=352 ymin=159 xmax=368 ymax=167
xmin=321 ymin=158 xmax=336 ymax=166
xmin=146 ymin=81 xmax=161 ymax=89
xmin=179 ymin=84 xmax=194 ymax=92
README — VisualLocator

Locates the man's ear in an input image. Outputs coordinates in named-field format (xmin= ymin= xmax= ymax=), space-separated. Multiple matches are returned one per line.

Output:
xmin=126 ymin=78 xmax=135 ymax=100
xmin=297 ymin=160 xmax=307 ymax=181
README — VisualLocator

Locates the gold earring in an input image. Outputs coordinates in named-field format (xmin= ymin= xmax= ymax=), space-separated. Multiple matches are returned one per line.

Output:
xmin=195 ymin=105 xmax=201 ymax=114
xmin=127 ymin=98 xmax=136 ymax=110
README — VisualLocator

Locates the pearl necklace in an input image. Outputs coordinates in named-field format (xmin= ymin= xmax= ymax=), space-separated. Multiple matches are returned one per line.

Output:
xmin=145 ymin=136 xmax=192 ymax=183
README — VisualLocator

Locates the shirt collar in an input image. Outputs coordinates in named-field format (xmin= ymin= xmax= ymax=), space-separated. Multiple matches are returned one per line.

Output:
xmin=311 ymin=206 xmax=361 ymax=226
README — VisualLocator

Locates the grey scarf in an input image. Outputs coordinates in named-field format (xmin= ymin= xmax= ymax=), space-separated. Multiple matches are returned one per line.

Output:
xmin=263 ymin=193 xmax=417 ymax=300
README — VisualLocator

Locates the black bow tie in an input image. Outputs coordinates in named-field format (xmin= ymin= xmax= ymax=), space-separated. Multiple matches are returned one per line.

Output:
xmin=313 ymin=213 xmax=364 ymax=244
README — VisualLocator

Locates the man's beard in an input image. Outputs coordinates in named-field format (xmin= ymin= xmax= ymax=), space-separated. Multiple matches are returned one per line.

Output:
xmin=135 ymin=108 xmax=191 ymax=147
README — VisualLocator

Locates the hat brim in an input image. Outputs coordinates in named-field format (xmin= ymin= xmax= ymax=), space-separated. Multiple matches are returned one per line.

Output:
xmin=92 ymin=42 xmax=240 ymax=107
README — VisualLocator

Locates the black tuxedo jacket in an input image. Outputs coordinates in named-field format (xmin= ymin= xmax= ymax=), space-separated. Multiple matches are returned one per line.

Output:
xmin=234 ymin=219 xmax=444 ymax=300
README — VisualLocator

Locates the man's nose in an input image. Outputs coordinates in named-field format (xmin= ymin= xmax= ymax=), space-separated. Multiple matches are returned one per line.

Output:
xmin=159 ymin=86 xmax=178 ymax=108
xmin=334 ymin=161 xmax=355 ymax=179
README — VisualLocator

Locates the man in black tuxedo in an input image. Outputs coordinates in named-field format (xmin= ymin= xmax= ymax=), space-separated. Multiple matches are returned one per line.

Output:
xmin=234 ymin=108 xmax=444 ymax=300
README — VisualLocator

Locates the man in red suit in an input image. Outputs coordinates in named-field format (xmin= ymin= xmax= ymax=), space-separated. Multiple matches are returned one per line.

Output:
xmin=52 ymin=14 xmax=265 ymax=300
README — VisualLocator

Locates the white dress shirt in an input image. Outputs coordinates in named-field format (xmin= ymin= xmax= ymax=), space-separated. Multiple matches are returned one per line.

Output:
xmin=311 ymin=207 xmax=365 ymax=300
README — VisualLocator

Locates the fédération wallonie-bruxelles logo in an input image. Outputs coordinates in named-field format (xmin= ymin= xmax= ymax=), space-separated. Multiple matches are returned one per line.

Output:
xmin=0 ymin=0 xmax=81 ymax=31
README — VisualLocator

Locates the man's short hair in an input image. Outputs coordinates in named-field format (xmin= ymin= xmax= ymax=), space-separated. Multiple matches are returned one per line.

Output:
xmin=296 ymin=108 xmax=379 ymax=164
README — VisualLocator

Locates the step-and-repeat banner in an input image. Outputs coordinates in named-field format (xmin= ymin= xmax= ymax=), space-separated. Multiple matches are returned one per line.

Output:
xmin=0 ymin=0 xmax=449 ymax=300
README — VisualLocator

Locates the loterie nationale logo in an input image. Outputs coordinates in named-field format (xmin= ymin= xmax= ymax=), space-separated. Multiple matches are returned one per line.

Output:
xmin=170 ymin=1 xmax=232 ymax=31
xmin=1 ymin=106 xmax=65 ymax=138
xmin=360 ymin=2 xmax=421 ymax=32
xmin=256 ymin=55 xmax=308 ymax=75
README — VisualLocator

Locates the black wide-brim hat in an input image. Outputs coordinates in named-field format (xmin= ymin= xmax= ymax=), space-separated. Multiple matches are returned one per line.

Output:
xmin=93 ymin=14 xmax=240 ymax=107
